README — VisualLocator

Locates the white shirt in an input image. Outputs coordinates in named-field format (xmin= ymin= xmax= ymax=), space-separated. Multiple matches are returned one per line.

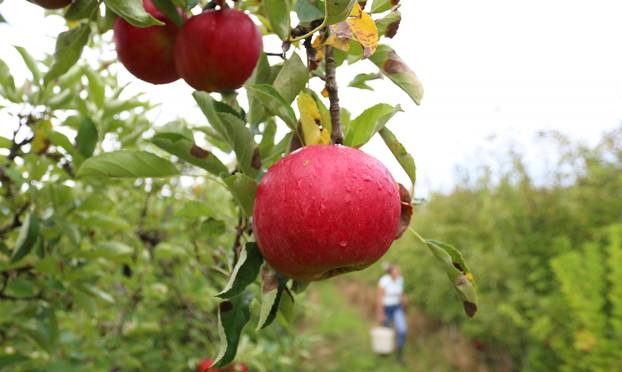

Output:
xmin=378 ymin=274 xmax=404 ymax=306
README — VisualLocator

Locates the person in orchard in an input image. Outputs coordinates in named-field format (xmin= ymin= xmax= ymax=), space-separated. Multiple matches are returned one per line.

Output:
xmin=377 ymin=264 xmax=408 ymax=362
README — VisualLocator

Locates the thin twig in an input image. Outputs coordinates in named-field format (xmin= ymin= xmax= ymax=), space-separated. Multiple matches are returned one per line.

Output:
xmin=0 ymin=202 xmax=30 ymax=237
xmin=265 ymin=52 xmax=286 ymax=60
xmin=324 ymin=44 xmax=343 ymax=144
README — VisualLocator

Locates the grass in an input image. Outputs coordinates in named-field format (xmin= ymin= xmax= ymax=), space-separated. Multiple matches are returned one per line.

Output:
xmin=300 ymin=280 xmax=415 ymax=372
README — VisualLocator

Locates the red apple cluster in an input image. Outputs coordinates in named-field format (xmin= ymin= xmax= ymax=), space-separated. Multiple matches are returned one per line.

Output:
xmin=197 ymin=358 xmax=248 ymax=372
xmin=113 ymin=0 xmax=262 ymax=92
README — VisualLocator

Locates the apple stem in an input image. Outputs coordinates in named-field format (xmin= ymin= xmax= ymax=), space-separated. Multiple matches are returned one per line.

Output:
xmin=324 ymin=43 xmax=343 ymax=145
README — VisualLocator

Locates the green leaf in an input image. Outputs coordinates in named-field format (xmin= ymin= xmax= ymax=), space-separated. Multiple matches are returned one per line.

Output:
xmin=65 ymin=0 xmax=100 ymax=20
xmin=193 ymin=92 xmax=258 ymax=176
xmin=72 ymin=288 xmax=96 ymax=313
xmin=344 ymin=104 xmax=401 ymax=148
xmin=85 ymin=68 xmax=105 ymax=109
xmin=0 ymin=136 xmax=11 ymax=149
xmin=272 ymin=53 xmax=309 ymax=104
xmin=370 ymin=45 xmax=424 ymax=105
xmin=45 ymin=23 xmax=91 ymax=84
xmin=48 ymin=89 xmax=74 ymax=110
xmin=379 ymin=126 xmax=416 ymax=187
xmin=0 ymin=58 xmax=19 ymax=102
xmin=76 ymin=151 xmax=179 ymax=178
xmin=104 ymin=0 xmax=164 ymax=27
xmin=212 ymin=293 xmax=252 ymax=368
xmin=98 ymin=3 xmax=118 ymax=33
xmin=76 ymin=117 xmax=98 ymax=158
xmin=371 ymin=0 xmax=399 ymax=13
xmin=151 ymin=0 xmax=184 ymax=27
xmin=263 ymin=132 xmax=293 ymax=167
xmin=246 ymin=54 xmax=272 ymax=126
xmin=348 ymin=72 xmax=383 ymax=90
xmin=264 ymin=0 xmax=291 ymax=40
xmin=259 ymin=119 xmax=277 ymax=159
xmin=10 ymin=213 xmax=40 ymax=263
xmin=218 ymin=243 xmax=264 ymax=299
xmin=0 ymin=354 xmax=29 ymax=370
xmin=81 ymin=213 xmax=131 ymax=231
xmin=295 ymin=0 xmax=324 ymax=23
xmin=79 ymin=241 xmax=133 ymax=262
xmin=177 ymin=200 xmax=214 ymax=219
xmin=246 ymin=84 xmax=297 ymax=130
xmin=200 ymin=218 xmax=226 ymax=238
xmin=376 ymin=10 xmax=401 ymax=38
xmin=293 ymin=0 xmax=356 ymax=39
xmin=151 ymin=132 xmax=228 ymax=176
xmin=14 ymin=46 xmax=41 ymax=84
xmin=325 ymin=0 xmax=357 ymax=25
xmin=277 ymin=287 xmax=295 ymax=325
xmin=84 ymin=285 xmax=115 ymax=303
xmin=48 ymin=131 xmax=79 ymax=158
xmin=425 ymin=239 xmax=478 ymax=317
xmin=223 ymin=173 xmax=258 ymax=216
xmin=256 ymin=265 xmax=287 ymax=330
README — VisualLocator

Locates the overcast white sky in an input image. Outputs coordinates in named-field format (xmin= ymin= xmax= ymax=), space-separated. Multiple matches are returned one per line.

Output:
xmin=1 ymin=0 xmax=621 ymax=196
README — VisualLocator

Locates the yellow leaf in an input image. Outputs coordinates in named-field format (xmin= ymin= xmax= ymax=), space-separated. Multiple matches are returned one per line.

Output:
xmin=350 ymin=2 xmax=363 ymax=17
xmin=311 ymin=92 xmax=332 ymax=134
xmin=347 ymin=8 xmax=379 ymax=58
xmin=297 ymin=92 xmax=329 ymax=145
xmin=324 ymin=33 xmax=350 ymax=52
xmin=320 ymin=128 xmax=331 ymax=144
xmin=312 ymin=36 xmax=325 ymax=62
xmin=31 ymin=120 xmax=52 ymax=154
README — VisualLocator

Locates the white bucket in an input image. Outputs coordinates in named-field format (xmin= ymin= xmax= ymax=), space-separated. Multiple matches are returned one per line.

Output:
xmin=370 ymin=326 xmax=395 ymax=354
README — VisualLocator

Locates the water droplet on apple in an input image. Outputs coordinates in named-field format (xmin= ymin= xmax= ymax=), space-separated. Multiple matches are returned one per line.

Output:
xmin=339 ymin=240 xmax=348 ymax=247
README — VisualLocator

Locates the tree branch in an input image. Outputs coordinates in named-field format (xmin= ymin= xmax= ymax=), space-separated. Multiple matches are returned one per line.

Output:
xmin=325 ymin=44 xmax=343 ymax=144
xmin=0 ymin=202 xmax=30 ymax=237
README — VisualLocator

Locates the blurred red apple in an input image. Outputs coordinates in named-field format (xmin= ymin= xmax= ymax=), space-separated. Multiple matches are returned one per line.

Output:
xmin=253 ymin=145 xmax=401 ymax=281
xmin=113 ymin=0 xmax=184 ymax=84
xmin=197 ymin=358 xmax=222 ymax=372
xmin=227 ymin=363 xmax=248 ymax=372
xmin=174 ymin=8 xmax=262 ymax=92
xmin=31 ymin=0 xmax=72 ymax=9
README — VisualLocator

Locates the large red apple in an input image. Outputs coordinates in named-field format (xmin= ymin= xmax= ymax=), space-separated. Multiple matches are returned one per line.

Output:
xmin=30 ymin=0 xmax=72 ymax=9
xmin=113 ymin=0 xmax=183 ymax=84
xmin=174 ymin=9 xmax=262 ymax=92
xmin=253 ymin=145 xmax=401 ymax=281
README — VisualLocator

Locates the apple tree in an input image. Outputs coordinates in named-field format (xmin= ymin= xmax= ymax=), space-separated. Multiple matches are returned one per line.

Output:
xmin=0 ymin=0 xmax=478 ymax=370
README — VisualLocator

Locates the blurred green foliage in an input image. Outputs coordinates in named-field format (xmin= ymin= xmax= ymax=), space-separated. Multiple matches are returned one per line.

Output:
xmin=0 ymin=51 xmax=309 ymax=371
xmin=375 ymin=128 xmax=622 ymax=371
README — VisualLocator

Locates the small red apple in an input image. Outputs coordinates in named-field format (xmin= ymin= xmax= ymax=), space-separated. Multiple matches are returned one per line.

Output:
xmin=174 ymin=9 xmax=262 ymax=92
xmin=197 ymin=358 xmax=222 ymax=372
xmin=30 ymin=0 xmax=72 ymax=9
xmin=113 ymin=0 xmax=184 ymax=84
xmin=253 ymin=145 xmax=401 ymax=281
